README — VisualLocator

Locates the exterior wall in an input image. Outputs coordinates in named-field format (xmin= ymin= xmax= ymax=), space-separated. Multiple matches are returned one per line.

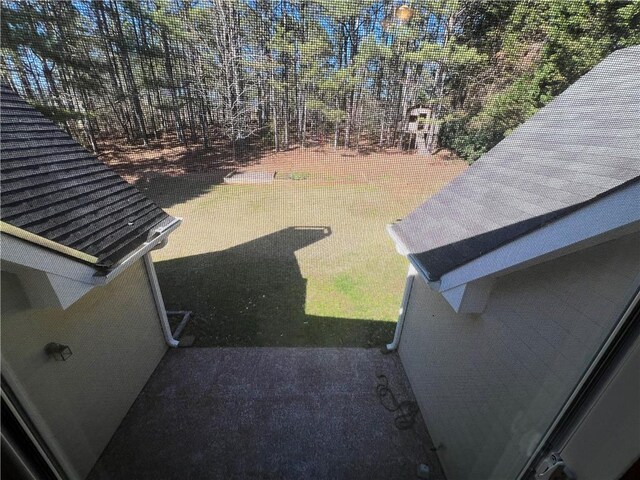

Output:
xmin=1 ymin=259 xmax=167 ymax=480
xmin=398 ymin=232 xmax=640 ymax=480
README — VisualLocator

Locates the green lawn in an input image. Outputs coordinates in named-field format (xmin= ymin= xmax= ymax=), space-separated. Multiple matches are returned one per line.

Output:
xmin=146 ymin=154 xmax=464 ymax=347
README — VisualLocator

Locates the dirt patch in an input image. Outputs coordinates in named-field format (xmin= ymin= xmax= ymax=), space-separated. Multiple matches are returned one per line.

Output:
xmin=99 ymin=137 xmax=467 ymax=194
xmin=98 ymin=137 xmax=245 ymax=184
xmin=245 ymin=145 xmax=466 ymax=194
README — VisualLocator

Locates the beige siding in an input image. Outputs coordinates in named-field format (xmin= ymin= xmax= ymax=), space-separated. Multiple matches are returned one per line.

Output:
xmin=1 ymin=259 xmax=167 ymax=479
xmin=399 ymin=232 xmax=640 ymax=480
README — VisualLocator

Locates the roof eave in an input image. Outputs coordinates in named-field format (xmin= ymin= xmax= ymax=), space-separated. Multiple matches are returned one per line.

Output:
xmin=387 ymin=223 xmax=441 ymax=284
xmin=92 ymin=217 xmax=182 ymax=285
xmin=388 ymin=181 xmax=640 ymax=313
xmin=0 ymin=222 xmax=100 ymax=265
xmin=437 ymin=180 xmax=640 ymax=292
xmin=0 ymin=217 xmax=181 ymax=310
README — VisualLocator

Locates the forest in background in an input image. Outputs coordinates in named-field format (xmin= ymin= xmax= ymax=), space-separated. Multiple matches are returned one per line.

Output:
xmin=2 ymin=0 xmax=639 ymax=162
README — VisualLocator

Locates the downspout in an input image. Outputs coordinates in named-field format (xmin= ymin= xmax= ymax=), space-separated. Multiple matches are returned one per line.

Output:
xmin=385 ymin=263 xmax=416 ymax=352
xmin=143 ymin=253 xmax=179 ymax=348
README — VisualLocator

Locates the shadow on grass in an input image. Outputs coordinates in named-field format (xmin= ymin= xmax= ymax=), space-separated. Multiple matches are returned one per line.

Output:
xmin=133 ymin=170 xmax=232 ymax=209
xmin=156 ymin=226 xmax=395 ymax=347
xmin=103 ymin=138 xmax=268 ymax=209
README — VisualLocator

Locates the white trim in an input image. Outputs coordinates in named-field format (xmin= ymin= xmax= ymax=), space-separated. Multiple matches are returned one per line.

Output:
xmin=438 ymin=182 xmax=640 ymax=292
xmin=440 ymin=277 xmax=495 ymax=314
xmin=386 ymin=264 xmax=416 ymax=351
xmin=143 ymin=253 xmax=179 ymax=348
xmin=92 ymin=218 xmax=182 ymax=285
xmin=45 ymin=272 xmax=94 ymax=309
xmin=1 ymin=218 xmax=181 ymax=310
xmin=1 ymin=234 xmax=97 ymax=283
xmin=392 ymin=182 xmax=640 ymax=316
xmin=0 ymin=218 xmax=182 ymax=287
xmin=386 ymin=223 xmax=409 ymax=256
xmin=1 ymin=258 xmax=96 ymax=310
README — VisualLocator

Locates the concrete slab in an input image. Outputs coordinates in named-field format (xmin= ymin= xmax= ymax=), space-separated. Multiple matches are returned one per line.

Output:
xmin=224 ymin=171 xmax=275 ymax=184
xmin=88 ymin=348 xmax=445 ymax=480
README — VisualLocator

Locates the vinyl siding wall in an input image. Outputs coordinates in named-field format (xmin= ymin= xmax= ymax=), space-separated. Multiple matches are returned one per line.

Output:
xmin=1 ymin=259 xmax=167 ymax=480
xmin=398 ymin=232 xmax=640 ymax=480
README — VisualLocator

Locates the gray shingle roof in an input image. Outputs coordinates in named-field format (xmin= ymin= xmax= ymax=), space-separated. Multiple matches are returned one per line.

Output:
xmin=0 ymin=84 xmax=174 ymax=268
xmin=390 ymin=46 xmax=640 ymax=280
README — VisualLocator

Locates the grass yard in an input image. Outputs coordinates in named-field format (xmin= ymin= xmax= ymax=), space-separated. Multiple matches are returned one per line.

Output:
xmin=103 ymin=141 xmax=466 ymax=347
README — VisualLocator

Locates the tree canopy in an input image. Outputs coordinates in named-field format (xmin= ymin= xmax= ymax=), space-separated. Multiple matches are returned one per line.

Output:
xmin=2 ymin=0 xmax=638 ymax=161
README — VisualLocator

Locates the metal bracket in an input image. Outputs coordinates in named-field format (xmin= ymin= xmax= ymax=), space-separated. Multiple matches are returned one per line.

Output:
xmin=167 ymin=310 xmax=194 ymax=347
xmin=535 ymin=453 xmax=576 ymax=480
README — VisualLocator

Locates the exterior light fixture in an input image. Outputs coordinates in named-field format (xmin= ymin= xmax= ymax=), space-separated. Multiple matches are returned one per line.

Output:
xmin=45 ymin=342 xmax=73 ymax=361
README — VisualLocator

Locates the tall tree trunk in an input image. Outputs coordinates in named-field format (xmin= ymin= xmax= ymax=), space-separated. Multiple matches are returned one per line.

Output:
xmin=334 ymin=99 xmax=339 ymax=150
xmin=283 ymin=89 xmax=289 ymax=149
xmin=14 ymin=56 xmax=35 ymax=99
xmin=132 ymin=10 xmax=158 ymax=140
xmin=302 ymin=102 xmax=307 ymax=148
xmin=161 ymin=28 xmax=186 ymax=145
xmin=81 ymin=91 xmax=99 ymax=153
xmin=140 ymin=12 xmax=166 ymax=135
xmin=344 ymin=89 xmax=354 ymax=149
xmin=110 ymin=0 xmax=148 ymax=145
xmin=426 ymin=12 xmax=456 ymax=154
xmin=185 ymin=80 xmax=198 ymax=142
xmin=271 ymin=76 xmax=279 ymax=151
xmin=199 ymin=96 xmax=209 ymax=148
xmin=94 ymin=0 xmax=129 ymax=140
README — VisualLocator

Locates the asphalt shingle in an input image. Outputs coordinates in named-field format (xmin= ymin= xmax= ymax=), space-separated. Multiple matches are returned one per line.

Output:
xmin=390 ymin=46 xmax=640 ymax=280
xmin=0 ymin=84 xmax=174 ymax=268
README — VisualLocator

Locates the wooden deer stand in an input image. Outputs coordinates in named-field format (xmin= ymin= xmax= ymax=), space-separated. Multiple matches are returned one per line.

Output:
xmin=405 ymin=105 xmax=432 ymax=154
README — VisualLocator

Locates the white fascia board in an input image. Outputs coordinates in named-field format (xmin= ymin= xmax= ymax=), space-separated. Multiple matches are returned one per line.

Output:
xmin=441 ymin=277 xmax=496 ymax=314
xmin=0 ymin=218 xmax=181 ymax=310
xmin=46 ymin=272 xmax=95 ymax=309
xmin=92 ymin=217 xmax=182 ymax=285
xmin=386 ymin=223 xmax=409 ymax=255
xmin=0 ymin=260 xmax=94 ymax=310
xmin=438 ymin=181 xmax=640 ymax=293
xmin=1 ymin=234 xmax=97 ymax=283
xmin=1 ymin=217 xmax=182 ymax=285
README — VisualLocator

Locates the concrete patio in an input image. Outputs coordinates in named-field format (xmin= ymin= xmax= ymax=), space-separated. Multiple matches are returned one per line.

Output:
xmin=88 ymin=348 xmax=445 ymax=479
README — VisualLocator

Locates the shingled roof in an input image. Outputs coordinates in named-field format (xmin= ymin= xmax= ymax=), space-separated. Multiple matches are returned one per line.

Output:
xmin=390 ymin=46 xmax=640 ymax=281
xmin=0 ymin=84 xmax=175 ymax=269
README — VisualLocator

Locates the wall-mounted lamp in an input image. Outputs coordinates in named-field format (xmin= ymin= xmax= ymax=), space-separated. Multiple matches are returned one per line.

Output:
xmin=45 ymin=342 xmax=73 ymax=361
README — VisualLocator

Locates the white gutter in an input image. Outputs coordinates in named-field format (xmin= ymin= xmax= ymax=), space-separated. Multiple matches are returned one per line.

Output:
xmin=387 ymin=223 xmax=437 ymax=284
xmin=143 ymin=252 xmax=179 ymax=348
xmin=92 ymin=217 xmax=182 ymax=285
xmin=386 ymin=223 xmax=409 ymax=256
xmin=385 ymin=263 xmax=416 ymax=352
xmin=103 ymin=217 xmax=182 ymax=348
